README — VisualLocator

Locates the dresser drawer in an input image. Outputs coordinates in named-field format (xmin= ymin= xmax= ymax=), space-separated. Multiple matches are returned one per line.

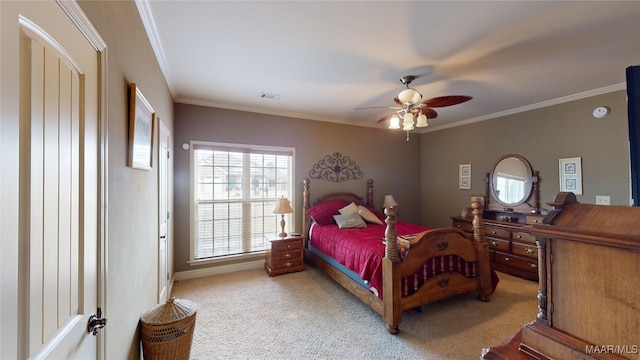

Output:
xmin=485 ymin=226 xmax=511 ymax=239
xmin=513 ymin=231 xmax=536 ymax=244
xmin=526 ymin=215 xmax=545 ymax=225
xmin=512 ymin=241 xmax=538 ymax=259
xmin=495 ymin=252 xmax=538 ymax=272
xmin=487 ymin=238 xmax=510 ymax=252
xmin=271 ymin=238 xmax=303 ymax=252
xmin=452 ymin=219 xmax=473 ymax=232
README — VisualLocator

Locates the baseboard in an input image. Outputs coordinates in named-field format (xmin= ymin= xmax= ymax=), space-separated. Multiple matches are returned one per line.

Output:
xmin=173 ymin=259 xmax=264 ymax=281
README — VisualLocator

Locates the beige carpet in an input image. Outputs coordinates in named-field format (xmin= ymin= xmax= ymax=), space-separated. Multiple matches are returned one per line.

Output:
xmin=171 ymin=266 xmax=538 ymax=360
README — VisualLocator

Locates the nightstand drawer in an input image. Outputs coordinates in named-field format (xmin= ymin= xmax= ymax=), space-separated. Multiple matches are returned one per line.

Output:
xmin=512 ymin=242 xmax=538 ymax=259
xmin=271 ymin=238 xmax=303 ymax=252
xmin=272 ymin=249 xmax=302 ymax=261
xmin=270 ymin=257 xmax=303 ymax=271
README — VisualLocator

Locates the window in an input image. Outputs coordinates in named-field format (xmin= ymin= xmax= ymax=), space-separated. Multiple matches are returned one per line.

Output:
xmin=190 ymin=141 xmax=294 ymax=262
xmin=495 ymin=173 xmax=525 ymax=204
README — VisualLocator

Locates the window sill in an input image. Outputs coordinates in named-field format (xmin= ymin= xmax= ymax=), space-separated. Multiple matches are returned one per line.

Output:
xmin=187 ymin=251 xmax=265 ymax=267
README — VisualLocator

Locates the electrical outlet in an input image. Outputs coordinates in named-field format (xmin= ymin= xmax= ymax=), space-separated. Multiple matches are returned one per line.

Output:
xmin=596 ymin=195 xmax=610 ymax=205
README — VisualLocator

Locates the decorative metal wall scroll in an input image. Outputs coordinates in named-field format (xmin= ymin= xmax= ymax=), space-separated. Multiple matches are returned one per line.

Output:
xmin=309 ymin=152 xmax=363 ymax=182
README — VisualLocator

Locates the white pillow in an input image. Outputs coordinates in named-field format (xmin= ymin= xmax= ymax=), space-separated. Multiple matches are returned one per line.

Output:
xmin=358 ymin=206 xmax=384 ymax=225
xmin=333 ymin=212 xmax=367 ymax=229
xmin=339 ymin=202 xmax=359 ymax=215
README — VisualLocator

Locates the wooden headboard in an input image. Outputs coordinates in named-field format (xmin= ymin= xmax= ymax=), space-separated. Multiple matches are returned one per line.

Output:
xmin=302 ymin=178 xmax=375 ymax=237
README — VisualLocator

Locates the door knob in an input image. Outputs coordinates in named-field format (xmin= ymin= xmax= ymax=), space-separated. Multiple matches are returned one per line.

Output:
xmin=87 ymin=307 xmax=107 ymax=335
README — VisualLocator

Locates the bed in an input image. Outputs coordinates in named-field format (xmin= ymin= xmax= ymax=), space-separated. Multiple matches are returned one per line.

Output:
xmin=302 ymin=178 xmax=494 ymax=334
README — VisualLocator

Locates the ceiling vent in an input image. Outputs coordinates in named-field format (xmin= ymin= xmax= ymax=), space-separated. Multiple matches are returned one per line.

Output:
xmin=259 ymin=92 xmax=282 ymax=100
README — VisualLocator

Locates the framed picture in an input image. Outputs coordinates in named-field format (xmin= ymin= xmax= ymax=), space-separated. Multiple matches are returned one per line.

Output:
xmin=559 ymin=157 xmax=582 ymax=195
xmin=128 ymin=83 xmax=155 ymax=170
xmin=470 ymin=195 xmax=485 ymax=208
xmin=459 ymin=163 xmax=471 ymax=189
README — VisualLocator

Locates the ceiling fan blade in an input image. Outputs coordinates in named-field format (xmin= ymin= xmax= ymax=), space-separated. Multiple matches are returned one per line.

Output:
xmin=422 ymin=108 xmax=438 ymax=119
xmin=376 ymin=113 xmax=396 ymax=123
xmin=354 ymin=105 xmax=401 ymax=110
xmin=422 ymin=95 xmax=472 ymax=108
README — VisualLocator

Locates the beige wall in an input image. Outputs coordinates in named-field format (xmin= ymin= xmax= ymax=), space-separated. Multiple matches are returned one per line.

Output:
xmin=420 ymin=90 xmax=631 ymax=228
xmin=173 ymin=104 xmax=422 ymax=273
xmin=79 ymin=1 xmax=175 ymax=359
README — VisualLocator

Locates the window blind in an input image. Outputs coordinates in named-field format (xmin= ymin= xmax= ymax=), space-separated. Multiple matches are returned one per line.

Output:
xmin=192 ymin=142 xmax=294 ymax=260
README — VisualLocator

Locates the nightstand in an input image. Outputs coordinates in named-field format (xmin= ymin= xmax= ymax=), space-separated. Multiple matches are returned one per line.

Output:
xmin=264 ymin=234 xmax=305 ymax=277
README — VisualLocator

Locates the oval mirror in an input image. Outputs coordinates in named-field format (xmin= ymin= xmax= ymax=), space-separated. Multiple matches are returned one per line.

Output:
xmin=490 ymin=154 xmax=533 ymax=208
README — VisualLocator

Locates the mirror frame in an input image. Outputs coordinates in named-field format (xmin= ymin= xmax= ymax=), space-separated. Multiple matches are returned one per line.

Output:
xmin=489 ymin=153 xmax=534 ymax=208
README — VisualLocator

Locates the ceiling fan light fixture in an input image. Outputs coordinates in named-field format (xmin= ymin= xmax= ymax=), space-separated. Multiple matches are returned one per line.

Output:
xmin=398 ymin=88 xmax=422 ymax=104
xmin=402 ymin=123 xmax=414 ymax=131
xmin=416 ymin=113 xmax=428 ymax=127
xmin=388 ymin=114 xmax=400 ymax=129
xmin=402 ymin=112 xmax=414 ymax=126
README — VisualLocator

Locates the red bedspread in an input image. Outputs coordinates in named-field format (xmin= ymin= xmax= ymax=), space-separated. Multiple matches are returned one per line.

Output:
xmin=309 ymin=221 xmax=428 ymax=297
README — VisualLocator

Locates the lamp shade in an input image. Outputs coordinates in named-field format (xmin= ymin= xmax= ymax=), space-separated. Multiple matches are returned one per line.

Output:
xmin=383 ymin=194 xmax=399 ymax=208
xmin=273 ymin=197 xmax=293 ymax=214
xmin=388 ymin=114 xmax=400 ymax=129
xmin=416 ymin=113 xmax=428 ymax=127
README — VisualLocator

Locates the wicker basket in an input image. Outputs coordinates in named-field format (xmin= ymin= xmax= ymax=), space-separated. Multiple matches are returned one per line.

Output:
xmin=140 ymin=298 xmax=197 ymax=360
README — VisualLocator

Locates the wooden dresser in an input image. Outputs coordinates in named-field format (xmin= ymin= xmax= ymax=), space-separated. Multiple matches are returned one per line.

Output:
xmin=264 ymin=234 xmax=305 ymax=277
xmin=452 ymin=210 xmax=543 ymax=281
xmin=482 ymin=192 xmax=640 ymax=360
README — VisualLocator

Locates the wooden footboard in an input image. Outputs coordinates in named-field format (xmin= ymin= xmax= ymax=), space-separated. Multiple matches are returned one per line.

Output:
xmin=383 ymin=200 xmax=491 ymax=333
xmin=303 ymin=179 xmax=491 ymax=334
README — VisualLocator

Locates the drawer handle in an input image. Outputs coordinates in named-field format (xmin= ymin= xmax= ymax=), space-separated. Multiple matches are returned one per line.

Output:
xmin=284 ymin=262 xmax=292 ymax=268
xmin=287 ymin=244 xmax=292 ymax=249
xmin=491 ymin=241 xmax=498 ymax=247
xmin=529 ymin=263 xmax=537 ymax=269
xmin=532 ymin=219 xmax=540 ymax=223
xmin=516 ymin=235 xmax=522 ymax=239
xmin=456 ymin=224 xmax=461 ymax=228
xmin=284 ymin=253 xmax=291 ymax=258
xmin=525 ymin=248 xmax=534 ymax=254
xmin=491 ymin=230 xmax=497 ymax=234
xmin=504 ymin=257 xmax=510 ymax=261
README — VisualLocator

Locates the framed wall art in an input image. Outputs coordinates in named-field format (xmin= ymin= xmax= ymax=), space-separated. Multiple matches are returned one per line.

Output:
xmin=559 ymin=157 xmax=582 ymax=195
xmin=459 ymin=163 xmax=471 ymax=190
xmin=128 ymin=83 xmax=155 ymax=170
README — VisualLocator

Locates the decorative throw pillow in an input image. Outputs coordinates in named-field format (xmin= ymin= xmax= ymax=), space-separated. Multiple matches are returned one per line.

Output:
xmin=339 ymin=202 xmax=359 ymax=215
xmin=365 ymin=206 xmax=386 ymax=222
xmin=307 ymin=200 xmax=347 ymax=226
xmin=358 ymin=206 xmax=384 ymax=225
xmin=333 ymin=212 xmax=367 ymax=229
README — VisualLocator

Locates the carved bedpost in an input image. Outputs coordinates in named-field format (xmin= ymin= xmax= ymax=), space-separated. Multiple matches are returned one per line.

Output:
xmin=303 ymin=179 xmax=310 ymax=238
xmin=471 ymin=200 xmax=491 ymax=302
xmin=382 ymin=204 xmax=401 ymax=334
xmin=366 ymin=179 xmax=374 ymax=207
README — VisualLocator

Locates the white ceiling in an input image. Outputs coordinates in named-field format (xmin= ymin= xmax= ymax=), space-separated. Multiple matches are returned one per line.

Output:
xmin=137 ymin=1 xmax=640 ymax=132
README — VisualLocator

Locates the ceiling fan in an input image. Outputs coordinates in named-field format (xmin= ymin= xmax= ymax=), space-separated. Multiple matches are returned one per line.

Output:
xmin=358 ymin=75 xmax=472 ymax=135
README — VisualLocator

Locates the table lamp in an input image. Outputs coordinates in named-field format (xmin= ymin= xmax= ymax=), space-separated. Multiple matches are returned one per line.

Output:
xmin=273 ymin=196 xmax=293 ymax=237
